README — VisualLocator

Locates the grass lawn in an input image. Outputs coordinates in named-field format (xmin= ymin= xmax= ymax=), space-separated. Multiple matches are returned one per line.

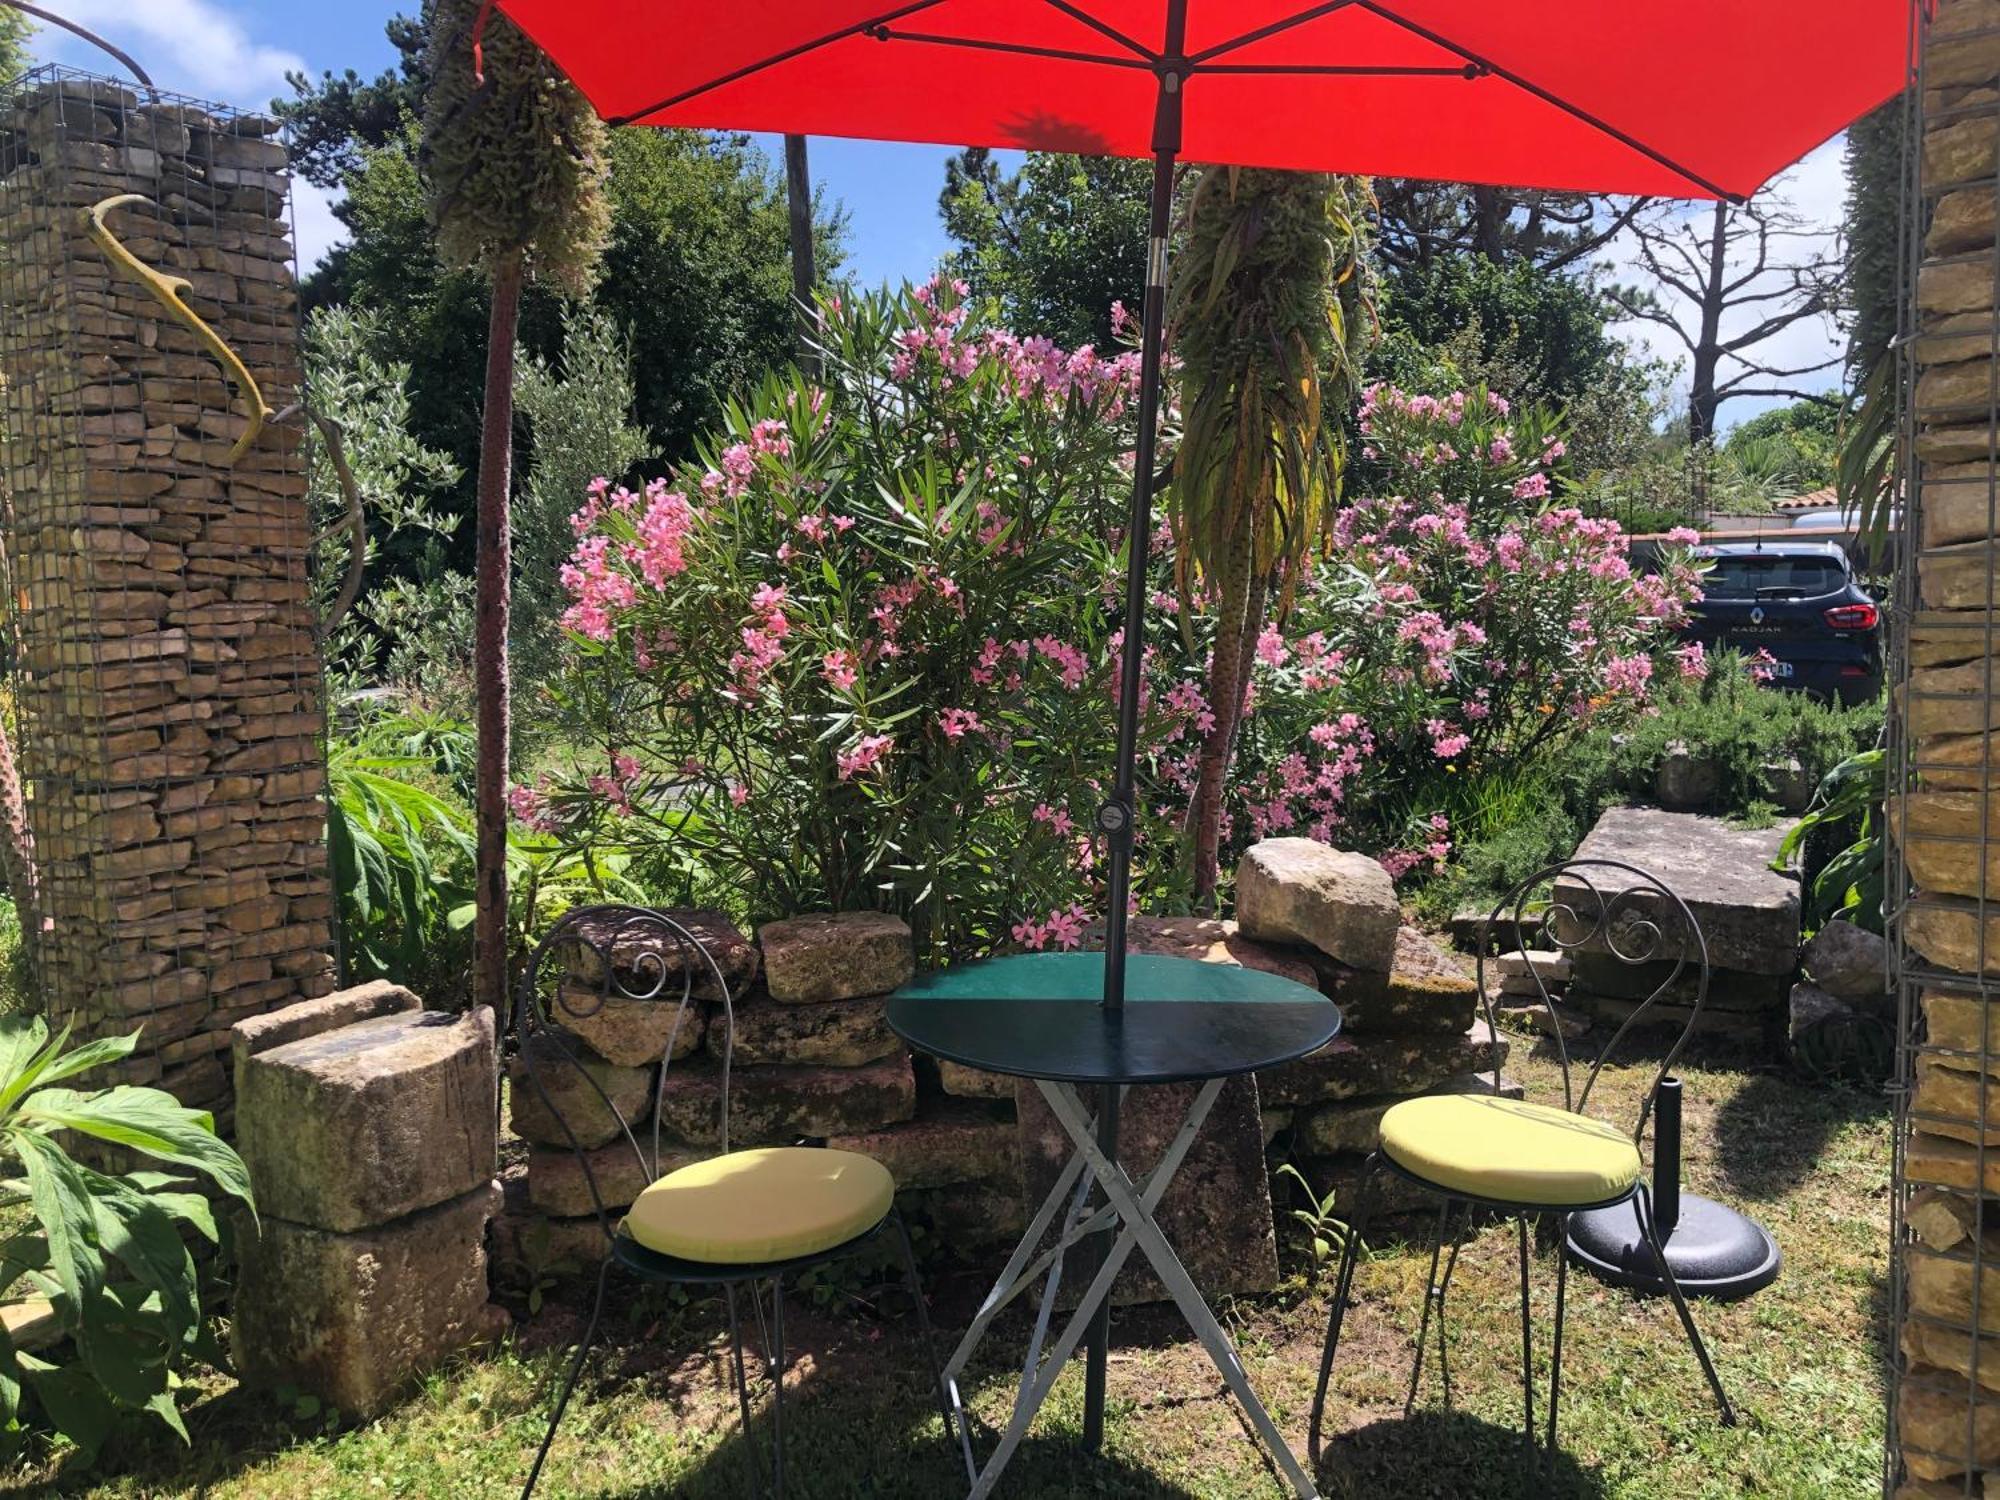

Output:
xmin=13 ymin=1032 xmax=1891 ymax=1499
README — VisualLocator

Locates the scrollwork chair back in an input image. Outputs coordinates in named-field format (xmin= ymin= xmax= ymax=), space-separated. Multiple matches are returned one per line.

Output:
xmin=510 ymin=904 xmax=737 ymax=1241
xmin=1475 ymin=858 xmax=1710 ymax=1146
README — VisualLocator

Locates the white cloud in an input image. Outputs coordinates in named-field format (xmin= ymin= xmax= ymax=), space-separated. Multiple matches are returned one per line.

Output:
xmin=291 ymin=176 xmax=345 ymax=278
xmin=1598 ymin=136 xmax=1849 ymax=433
xmin=36 ymin=0 xmax=304 ymax=101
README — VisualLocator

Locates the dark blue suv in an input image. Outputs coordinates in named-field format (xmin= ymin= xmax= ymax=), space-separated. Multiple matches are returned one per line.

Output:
xmin=1683 ymin=540 xmax=1882 ymax=706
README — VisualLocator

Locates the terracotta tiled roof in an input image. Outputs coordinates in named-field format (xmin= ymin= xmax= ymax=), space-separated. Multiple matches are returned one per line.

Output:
xmin=1771 ymin=484 xmax=1837 ymax=512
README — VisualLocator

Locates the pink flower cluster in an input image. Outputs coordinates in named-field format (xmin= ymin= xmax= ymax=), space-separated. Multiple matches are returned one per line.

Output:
xmin=1012 ymin=902 xmax=1090 ymax=952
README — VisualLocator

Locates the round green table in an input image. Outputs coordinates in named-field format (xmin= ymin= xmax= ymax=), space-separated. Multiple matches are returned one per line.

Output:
xmin=889 ymin=951 xmax=1339 ymax=1500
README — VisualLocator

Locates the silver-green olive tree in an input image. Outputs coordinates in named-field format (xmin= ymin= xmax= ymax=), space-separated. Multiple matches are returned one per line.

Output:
xmin=422 ymin=0 xmax=610 ymax=1014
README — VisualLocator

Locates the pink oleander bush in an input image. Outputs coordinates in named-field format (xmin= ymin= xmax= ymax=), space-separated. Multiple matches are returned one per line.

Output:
xmin=531 ymin=281 xmax=1706 ymax=960
xmin=526 ymin=279 xmax=1162 ymax=963
xmin=1154 ymin=381 xmax=1708 ymax=876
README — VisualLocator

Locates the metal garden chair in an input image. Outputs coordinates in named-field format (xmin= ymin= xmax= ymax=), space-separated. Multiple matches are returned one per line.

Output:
xmin=1306 ymin=859 xmax=1737 ymax=1475
xmin=514 ymin=904 xmax=962 ymax=1498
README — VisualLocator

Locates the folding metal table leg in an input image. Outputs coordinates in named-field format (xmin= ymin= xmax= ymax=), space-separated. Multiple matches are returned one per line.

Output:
xmin=1041 ymin=1080 xmax=1321 ymax=1500
xmin=957 ymin=1078 xmax=1230 ymax=1500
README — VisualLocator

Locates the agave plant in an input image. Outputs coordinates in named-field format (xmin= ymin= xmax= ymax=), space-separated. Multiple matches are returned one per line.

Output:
xmin=1168 ymin=166 xmax=1373 ymax=900
xmin=0 ymin=1017 xmax=254 ymax=1461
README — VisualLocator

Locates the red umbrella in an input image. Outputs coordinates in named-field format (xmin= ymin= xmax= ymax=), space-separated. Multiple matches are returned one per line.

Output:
xmin=492 ymin=0 xmax=1913 ymax=1472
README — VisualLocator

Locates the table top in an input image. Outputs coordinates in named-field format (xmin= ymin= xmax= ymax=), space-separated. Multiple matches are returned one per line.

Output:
xmin=887 ymin=952 xmax=1340 ymax=1086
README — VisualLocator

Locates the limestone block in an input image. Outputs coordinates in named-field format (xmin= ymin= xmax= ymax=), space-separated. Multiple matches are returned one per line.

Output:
xmin=1916 ymin=1057 xmax=2000 ymax=1145
xmin=1896 ymin=791 xmax=2000 ymax=899
xmin=1909 ymin=1129 xmax=2000 ymax=1197
xmin=827 ymin=1104 xmax=1021 ymax=1191
xmin=1016 ymin=1072 xmax=1276 ymax=1305
xmin=1801 ymin=920 xmax=1891 ymax=1003
xmin=556 ymin=907 xmax=759 ymax=1001
xmin=1909 ymin=899 xmax=2000 ymax=978
xmin=1789 ymin=981 xmax=1851 ymax=1045
xmin=552 ymin=984 xmax=707 ymax=1068
xmin=758 ymin=911 xmax=913 ymax=1003
xmin=1258 ymin=1021 xmax=1508 ymax=1110
xmin=527 ymin=1141 xmax=698 ymax=1218
xmin=1569 ymin=952 xmax=1789 ymax=1011
xmin=232 ymin=1180 xmax=504 ymax=1418
xmin=1108 ymin=913 xmax=1317 ymax=988
xmin=1305 ymin=926 xmax=1478 ymax=1035
xmin=1495 ymin=999 xmax=1591 ymax=1040
xmin=1903 ymin=656 xmax=2000 ymax=741
xmin=716 ymin=989 xmax=900 ymax=1068
xmin=1654 ymin=742 xmax=1720 ymax=810
xmin=234 ymin=1004 xmax=496 ymax=1233
xmin=1906 ymin=1317 xmax=2000 ymax=1394
xmin=656 ymin=1054 xmax=916 ymax=1146
xmin=905 ymin=1178 xmax=1026 ymax=1248
xmin=507 ymin=1030 xmax=655 ymax=1150
xmin=938 ymin=1060 xmax=1016 ymax=1099
xmin=1494 ymin=949 xmax=1572 ymax=984
xmin=1909 ymin=1188 xmax=1983 ymax=1253
xmin=1927 ymin=990 xmax=2000 ymax=1064
xmin=1235 ymin=838 xmax=1400 ymax=971
xmin=1558 ymin=808 xmax=1799 ymax=976
xmin=1294 ymin=1070 xmax=1522 ymax=1156
xmin=1901 ymin=1367 xmax=2000 ymax=1482
xmin=229 ymin=978 xmax=416 ymax=1069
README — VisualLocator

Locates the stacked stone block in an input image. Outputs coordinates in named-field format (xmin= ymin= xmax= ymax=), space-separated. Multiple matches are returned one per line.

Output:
xmin=1236 ymin=838 xmax=1515 ymax=1225
xmin=0 ymin=73 xmax=332 ymax=1108
xmin=501 ymin=910 xmax=1027 ymax=1272
xmin=1894 ymin=4 xmax=2000 ymax=1488
xmin=1557 ymin=807 xmax=1799 ymax=1043
xmin=230 ymin=983 xmax=503 ymax=1416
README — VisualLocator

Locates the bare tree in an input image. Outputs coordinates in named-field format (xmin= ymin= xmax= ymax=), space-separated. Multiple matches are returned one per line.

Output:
xmin=1374 ymin=181 xmax=1648 ymax=274
xmin=1606 ymin=193 xmax=1844 ymax=447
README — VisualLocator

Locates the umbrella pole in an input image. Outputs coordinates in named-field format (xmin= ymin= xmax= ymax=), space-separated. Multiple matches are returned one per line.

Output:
xmin=1087 ymin=22 xmax=1185 ymax=1447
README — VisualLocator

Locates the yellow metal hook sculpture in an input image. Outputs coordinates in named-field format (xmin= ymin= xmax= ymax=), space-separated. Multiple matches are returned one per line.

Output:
xmin=81 ymin=192 xmax=274 ymax=465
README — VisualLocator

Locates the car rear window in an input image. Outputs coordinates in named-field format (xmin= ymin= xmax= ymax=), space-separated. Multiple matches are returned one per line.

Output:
xmin=1699 ymin=555 xmax=1847 ymax=598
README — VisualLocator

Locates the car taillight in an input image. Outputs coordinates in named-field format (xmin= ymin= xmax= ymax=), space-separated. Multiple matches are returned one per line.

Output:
xmin=1824 ymin=602 xmax=1879 ymax=631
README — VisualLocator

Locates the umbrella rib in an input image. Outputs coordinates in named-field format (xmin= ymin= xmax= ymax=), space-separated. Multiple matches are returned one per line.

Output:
xmin=1187 ymin=0 xmax=1362 ymax=65
xmin=1200 ymin=62 xmax=1471 ymax=76
xmin=1037 ymin=0 xmax=1159 ymax=61
xmin=872 ymin=28 xmax=1152 ymax=69
xmin=1351 ymin=0 xmax=1741 ymax=201
xmin=606 ymin=0 xmax=951 ymax=125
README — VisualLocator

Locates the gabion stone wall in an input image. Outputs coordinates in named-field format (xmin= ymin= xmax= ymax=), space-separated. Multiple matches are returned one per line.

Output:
xmin=0 ymin=68 xmax=333 ymax=1110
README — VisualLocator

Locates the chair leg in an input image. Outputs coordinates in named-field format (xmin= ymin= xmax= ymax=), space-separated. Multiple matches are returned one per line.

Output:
xmin=1404 ymin=1198 xmax=1452 ymax=1416
xmin=1547 ymin=1213 xmax=1570 ymax=1460
xmin=1435 ymin=1221 xmax=1463 ymax=1411
xmin=1516 ymin=1216 xmax=1536 ymax=1466
xmin=1636 ymin=1185 xmax=1737 ymax=1428
xmin=890 ymin=1210 xmax=973 ymax=1480
xmin=769 ymin=1277 xmax=787 ymax=1498
xmin=724 ymin=1285 xmax=763 ymax=1499
xmin=1309 ymin=1152 xmax=1381 ymax=1465
xmin=522 ymin=1255 xmax=612 ymax=1500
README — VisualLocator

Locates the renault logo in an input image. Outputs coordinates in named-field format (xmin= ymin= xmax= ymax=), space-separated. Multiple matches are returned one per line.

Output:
xmin=1750 ymin=606 xmax=1765 ymax=624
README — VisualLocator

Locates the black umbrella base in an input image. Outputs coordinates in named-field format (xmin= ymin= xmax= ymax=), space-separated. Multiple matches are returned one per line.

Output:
xmin=1566 ymin=1194 xmax=1780 ymax=1300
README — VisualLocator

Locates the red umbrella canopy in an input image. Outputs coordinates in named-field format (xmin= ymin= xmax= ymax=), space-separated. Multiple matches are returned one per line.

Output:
xmin=497 ymin=0 xmax=1914 ymax=200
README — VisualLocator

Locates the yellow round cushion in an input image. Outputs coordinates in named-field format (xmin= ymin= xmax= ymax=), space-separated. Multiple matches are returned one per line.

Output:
xmin=623 ymin=1147 xmax=895 ymax=1265
xmin=1378 ymin=1095 xmax=1643 ymax=1207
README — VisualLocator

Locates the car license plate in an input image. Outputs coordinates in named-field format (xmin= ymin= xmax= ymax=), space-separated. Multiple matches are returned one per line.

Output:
xmin=1765 ymin=661 xmax=1794 ymax=679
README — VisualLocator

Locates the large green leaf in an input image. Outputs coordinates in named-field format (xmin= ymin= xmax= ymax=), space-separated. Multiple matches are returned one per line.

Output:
xmin=0 ymin=1015 xmax=49 ymax=1105
xmin=83 ymin=1172 xmax=200 ymax=1347
xmin=21 ymin=1356 xmax=117 ymax=1463
xmin=10 ymin=1131 xmax=103 ymax=1328
xmin=16 ymin=1088 xmax=254 ymax=1217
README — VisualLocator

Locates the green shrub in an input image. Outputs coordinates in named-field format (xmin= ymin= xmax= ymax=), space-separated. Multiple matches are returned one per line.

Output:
xmin=0 ymin=1019 xmax=253 ymax=1463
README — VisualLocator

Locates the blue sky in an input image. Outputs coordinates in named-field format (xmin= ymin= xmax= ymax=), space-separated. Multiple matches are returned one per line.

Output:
xmin=30 ymin=0 xmax=971 ymax=290
xmin=29 ymin=0 xmax=1850 ymax=428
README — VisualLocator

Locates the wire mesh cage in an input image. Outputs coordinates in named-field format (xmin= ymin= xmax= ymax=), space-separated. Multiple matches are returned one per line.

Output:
xmin=0 ymin=65 xmax=334 ymax=1111
xmin=1885 ymin=0 xmax=2000 ymax=1490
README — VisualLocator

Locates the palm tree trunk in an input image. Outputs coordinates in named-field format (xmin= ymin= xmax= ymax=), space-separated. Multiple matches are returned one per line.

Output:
xmin=473 ymin=253 xmax=523 ymax=1019
xmin=1191 ymin=521 xmax=1258 ymax=904
xmin=784 ymin=135 xmax=818 ymax=380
